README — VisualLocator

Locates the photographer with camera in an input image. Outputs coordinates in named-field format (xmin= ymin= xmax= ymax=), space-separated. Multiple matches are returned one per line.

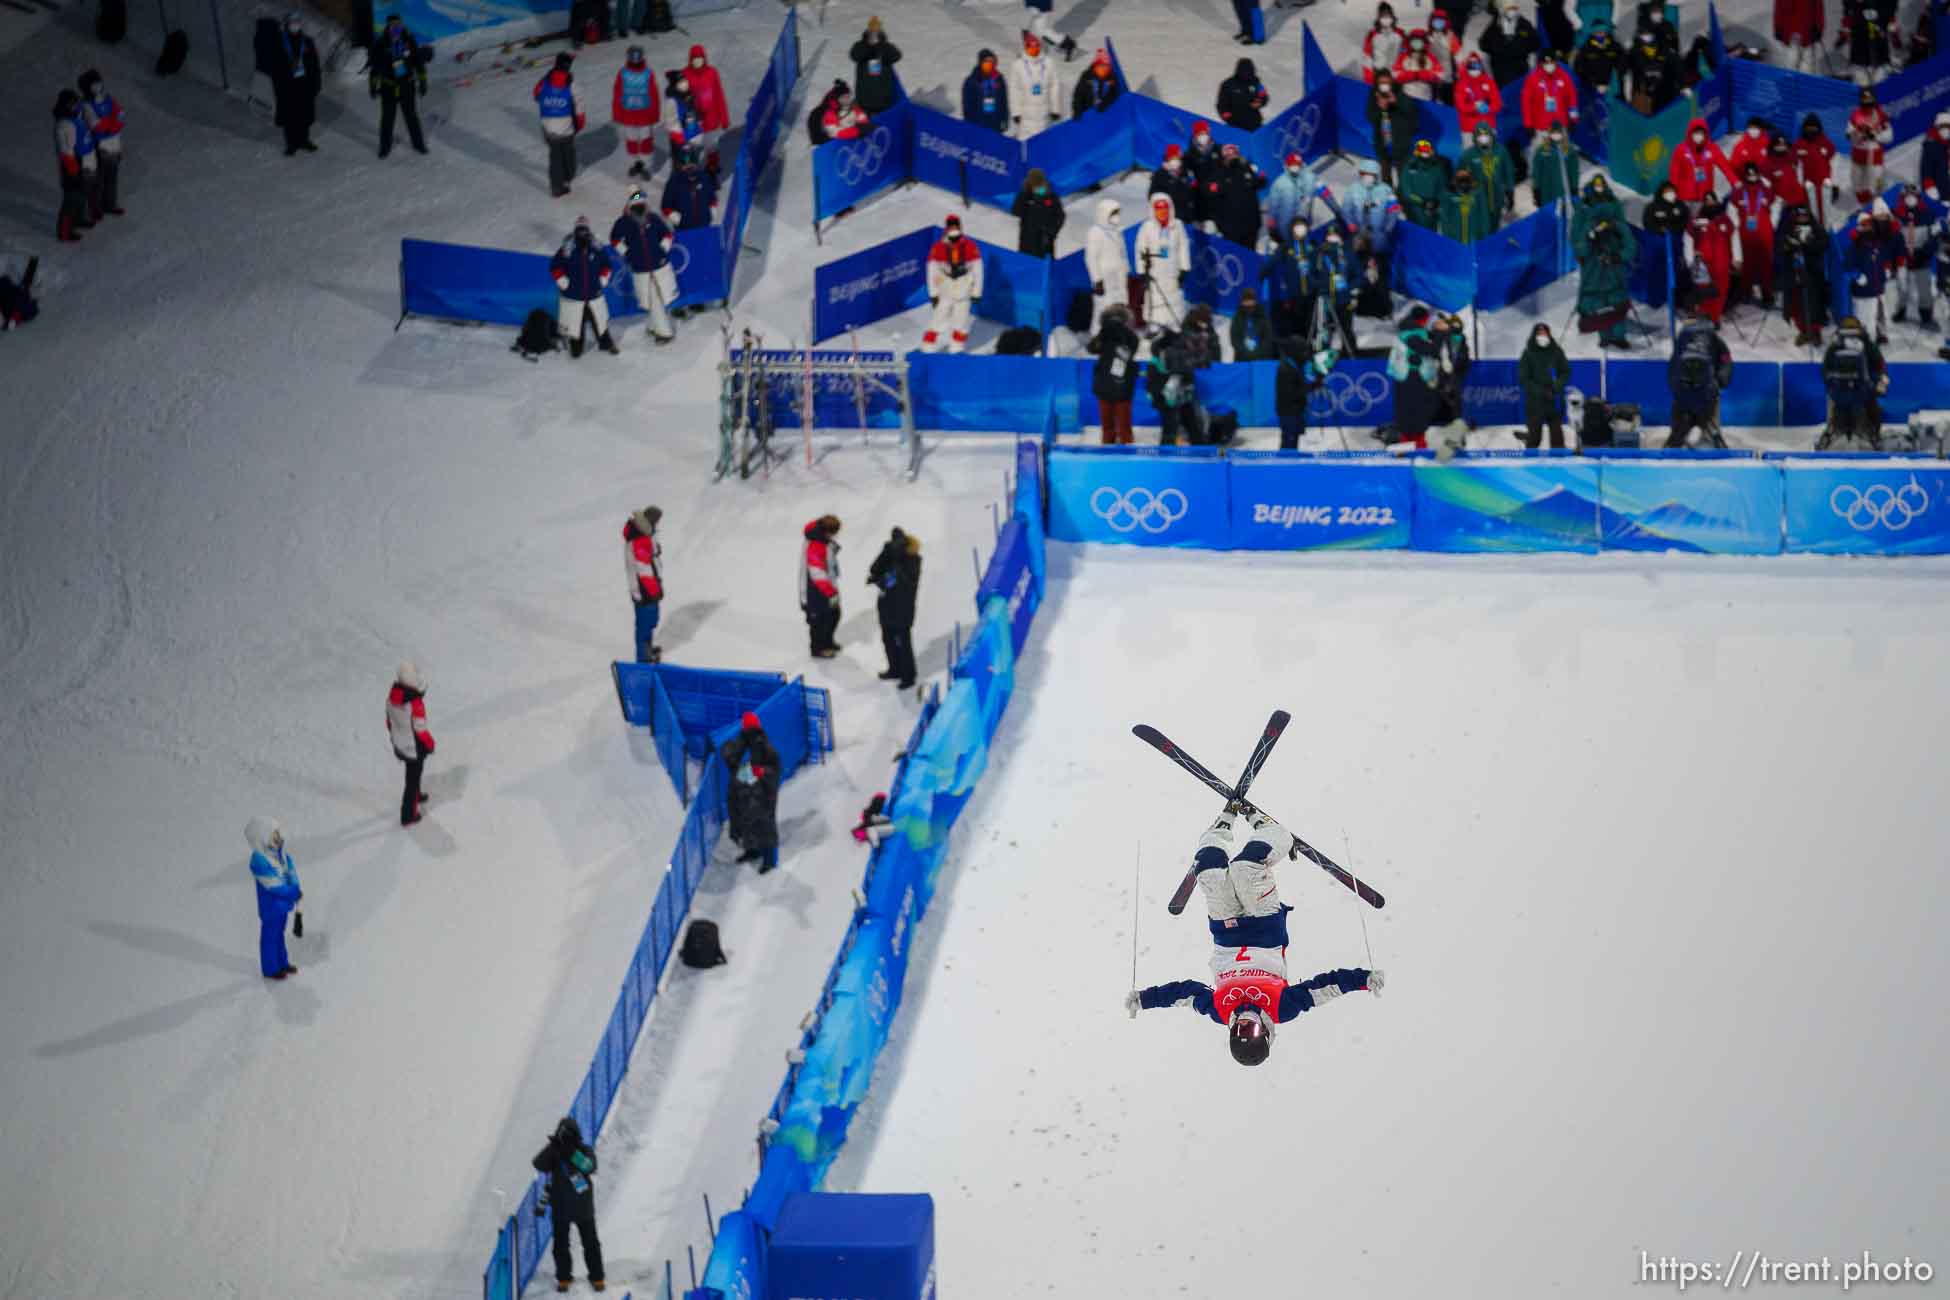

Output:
xmin=1819 ymin=316 xmax=1889 ymax=448
xmin=532 ymin=1117 xmax=605 ymax=1293
xmin=1664 ymin=309 xmax=1733 ymax=448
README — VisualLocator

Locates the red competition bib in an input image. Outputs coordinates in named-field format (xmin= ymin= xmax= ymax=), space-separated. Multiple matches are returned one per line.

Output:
xmin=1211 ymin=945 xmax=1288 ymax=1021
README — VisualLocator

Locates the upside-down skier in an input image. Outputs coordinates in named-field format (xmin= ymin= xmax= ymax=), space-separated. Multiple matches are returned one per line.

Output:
xmin=1126 ymin=805 xmax=1384 ymax=1067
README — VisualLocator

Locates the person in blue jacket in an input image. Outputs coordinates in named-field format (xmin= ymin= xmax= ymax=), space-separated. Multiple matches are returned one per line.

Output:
xmin=609 ymin=190 xmax=676 ymax=343
xmin=961 ymin=48 xmax=1010 ymax=133
xmin=1262 ymin=216 xmax=1315 ymax=340
xmin=1307 ymin=224 xmax=1359 ymax=351
xmin=660 ymin=140 xmax=718 ymax=231
xmin=551 ymin=215 xmax=618 ymax=357
xmin=246 ymin=817 xmax=302 ymax=980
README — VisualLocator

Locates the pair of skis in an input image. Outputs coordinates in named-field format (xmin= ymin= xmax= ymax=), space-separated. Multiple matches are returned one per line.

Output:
xmin=1132 ymin=711 xmax=1386 ymax=913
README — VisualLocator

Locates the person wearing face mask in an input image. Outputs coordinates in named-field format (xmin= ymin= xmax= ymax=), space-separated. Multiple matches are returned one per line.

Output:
xmin=922 ymin=215 xmax=984 ymax=353
xmin=1441 ymin=166 xmax=1494 ymax=242
xmin=1308 ymin=225 xmax=1359 ymax=353
xmin=1730 ymin=163 xmax=1779 ymax=308
xmin=51 ymin=90 xmax=95 ymax=242
xmin=1634 ymin=0 xmax=1678 ymax=56
xmin=612 ymin=46 xmax=660 ymax=179
xmin=245 ymin=817 xmax=302 ymax=979
xmin=1265 ymin=152 xmax=1319 ymax=249
xmin=1793 ymin=113 xmax=1839 ymax=222
xmin=1522 ymin=50 xmax=1579 ymax=139
xmin=1454 ymin=52 xmax=1502 ymax=139
xmin=1774 ymin=0 xmax=1825 ymax=73
xmin=1230 ymin=287 xmax=1277 ymax=361
xmin=1088 ymin=304 xmax=1141 ymax=443
xmin=1086 ymin=198 xmax=1132 ymax=330
xmin=1643 ymin=181 xmax=1689 ymax=307
xmin=1847 ymin=87 xmax=1892 ymax=205
xmin=265 ymin=15 xmax=321 ymax=158
xmin=1149 ymin=145 xmax=1201 ymax=233
xmin=1420 ymin=12 xmax=1459 ymax=93
xmin=369 ymin=13 xmax=428 ymax=159
xmin=1729 ymin=117 xmax=1775 ymax=179
xmin=1211 ymin=143 xmax=1269 ymax=250
xmin=1217 ymin=57 xmax=1269 ymax=131
xmin=1399 ymin=138 xmax=1451 ymax=229
xmin=1764 ymin=135 xmax=1809 ymax=211
xmin=1578 ymin=0 xmax=1618 ymax=37
xmin=850 ymin=16 xmax=902 ymax=114
xmin=1532 ymin=123 xmax=1580 ymax=207
xmin=75 ymin=70 xmax=126 ymax=211
xmin=821 ymin=82 xmax=871 ymax=141
xmin=1846 ymin=199 xmax=1902 ymax=343
xmin=1517 ymin=325 xmax=1572 ymax=449
xmin=1262 ymin=218 xmax=1315 ymax=340
xmin=1183 ymin=121 xmax=1223 ymax=226
xmin=1363 ymin=4 xmax=1405 ymax=84
xmin=1366 ymin=73 xmax=1417 ymax=187
xmin=1669 ymin=117 xmax=1735 ymax=204
xmin=660 ymin=138 xmax=717 ymax=230
xmin=1392 ymin=29 xmax=1443 ymax=101
xmin=1837 ymin=0 xmax=1900 ymax=82
xmin=1576 ymin=207 xmax=1636 ymax=349
xmin=1010 ymin=29 xmax=1060 ymax=138
xmin=1135 ymin=195 xmax=1192 ymax=333
xmin=1013 ymin=168 xmax=1066 ymax=257
xmin=1921 ymin=112 xmax=1950 ymax=200
xmin=1573 ymin=20 xmax=1624 ymax=94
xmin=1775 ymin=205 xmax=1831 ymax=346
xmin=1482 ymin=2 xmax=1542 ymax=87
xmin=1345 ymin=159 xmax=1402 ymax=316
xmin=962 ymin=49 xmax=1011 ymax=133
xmin=1386 ymin=305 xmax=1444 ymax=447
xmin=1460 ymin=124 xmax=1513 ymax=221
xmin=535 ymin=52 xmax=587 ymax=199
xmin=1889 ymin=185 xmax=1937 ymax=328
xmin=1072 ymin=48 xmax=1121 ymax=116
xmin=609 ymin=190 xmax=676 ymax=344
xmin=681 ymin=45 xmax=730 ymax=135
xmin=1625 ymin=25 xmax=1679 ymax=113
xmin=551 ymin=216 xmax=617 ymax=358
xmin=1685 ymin=197 xmax=1737 ymax=323
xmin=1274 ymin=335 xmax=1338 ymax=450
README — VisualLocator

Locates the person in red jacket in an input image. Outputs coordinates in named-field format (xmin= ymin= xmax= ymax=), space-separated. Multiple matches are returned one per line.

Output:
xmin=1727 ymin=117 xmax=1774 ymax=179
xmin=386 ymin=661 xmax=436 ymax=826
xmin=822 ymin=81 xmax=871 ymax=140
xmin=1669 ymin=117 xmax=1735 ymax=204
xmin=1774 ymin=0 xmax=1825 ymax=71
xmin=1847 ymin=87 xmax=1891 ymax=205
xmin=1521 ymin=51 xmax=1577 ymax=133
xmin=800 ymin=515 xmax=842 ymax=659
xmin=1686 ymin=196 xmax=1737 ymax=322
xmin=51 ymin=89 xmax=96 ymax=243
xmin=623 ymin=505 xmax=662 ymax=662
xmin=1453 ymin=52 xmax=1502 ymax=137
xmin=1793 ymin=113 xmax=1839 ymax=222
xmin=612 ymin=46 xmax=660 ymax=180
xmin=1392 ymin=30 xmax=1443 ymax=99
xmin=1729 ymin=162 xmax=1777 ymax=306
xmin=1765 ymin=134 xmax=1809 ymax=210
xmin=681 ymin=45 xmax=730 ymax=134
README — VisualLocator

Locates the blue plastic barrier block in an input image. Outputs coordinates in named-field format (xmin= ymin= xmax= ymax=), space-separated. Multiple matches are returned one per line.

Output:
xmin=767 ymin=1194 xmax=935 ymax=1300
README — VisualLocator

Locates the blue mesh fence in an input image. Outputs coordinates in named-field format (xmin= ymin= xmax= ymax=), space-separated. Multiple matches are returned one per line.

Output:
xmin=655 ymin=666 xmax=789 ymax=759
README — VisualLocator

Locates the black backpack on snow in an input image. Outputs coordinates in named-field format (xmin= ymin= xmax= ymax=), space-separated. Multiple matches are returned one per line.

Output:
xmin=513 ymin=308 xmax=557 ymax=361
xmin=996 ymin=325 xmax=1043 ymax=355
xmin=156 ymin=27 xmax=189 ymax=75
xmin=680 ymin=919 xmax=727 ymax=968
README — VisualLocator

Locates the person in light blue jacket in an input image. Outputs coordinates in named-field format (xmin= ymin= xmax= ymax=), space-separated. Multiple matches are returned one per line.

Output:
xmin=247 ymin=817 xmax=302 ymax=980
xmin=1262 ymin=152 xmax=1318 ymax=249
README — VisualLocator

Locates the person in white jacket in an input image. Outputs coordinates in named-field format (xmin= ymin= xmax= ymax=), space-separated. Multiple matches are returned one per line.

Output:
xmin=922 ymin=214 xmax=984 ymax=352
xmin=1085 ymin=198 xmax=1131 ymax=331
xmin=1133 ymin=193 xmax=1191 ymax=333
xmin=1009 ymin=30 xmax=1060 ymax=138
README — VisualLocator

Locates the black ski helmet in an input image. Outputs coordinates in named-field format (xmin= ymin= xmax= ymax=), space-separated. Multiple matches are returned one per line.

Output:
xmin=1228 ymin=1010 xmax=1271 ymax=1067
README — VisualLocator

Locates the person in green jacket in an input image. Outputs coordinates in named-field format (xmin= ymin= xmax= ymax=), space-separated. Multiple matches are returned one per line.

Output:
xmin=1577 ymin=214 xmax=1636 ymax=349
xmin=1229 ymin=288 xmax=1278 ymax=360
xmin=1459 ymin=124 xmax=1513 ymax=221
xmin=1440 ymin=167 xmax=1494 ymax=243
xmin=1569 ymin=172 xmax=1625 ymax=258
xmin=1398 ymin=138 xmax=1451 ymax=229
xmin=1530 ymin=123 xmax=1581 ymax=207
xmin=1516 ymin=322 xmax=1573 ymax=448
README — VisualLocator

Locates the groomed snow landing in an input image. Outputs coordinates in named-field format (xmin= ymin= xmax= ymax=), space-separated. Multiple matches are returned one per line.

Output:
xmin=834 ymin=545 xmax=1950 ymax=1299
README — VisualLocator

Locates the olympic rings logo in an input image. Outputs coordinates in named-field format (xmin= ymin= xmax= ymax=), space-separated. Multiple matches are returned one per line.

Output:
xmin=1197 ymin=246 xmax=1245 ymax=296
xmin=1831 ymin=477 xmax=1931 ymax=531
xmin=667 ymin=241 xmax=690 ymax=274
xmin=1090 ymin=486 xmax=1188 ymax=533
xmin=1278 ymin=103 xmax=1322 ymax=160
xmin=1307 ymin=370 xmax=1390 ymax=419
xmin=1216 ymin=985 xmax=1272 ymax=1014
xmin=835 ymin=126 xmax=893 ymax=185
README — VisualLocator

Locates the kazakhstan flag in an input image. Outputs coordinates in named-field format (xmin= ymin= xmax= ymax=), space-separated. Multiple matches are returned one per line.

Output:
xmin=1605 ymin=90 xmax=1699 ymax=196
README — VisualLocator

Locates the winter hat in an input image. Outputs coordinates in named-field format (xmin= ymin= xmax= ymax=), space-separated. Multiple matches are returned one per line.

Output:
xmin=1414 ymin=138 xmax=1434 ymax=157
xmin=866 ymin=14 xmax=882 ymax=33
xmin=245 ymin=816 xmax=283 ymax=854
xmin=832 ymin=78 xmax=853 ymax=103
xmin=1357 ymin=158 xmax=1378 ymax=176
xmin=574 ymin=213 xmax=592 ymax=231
xmin=1872 ymin=198 xmax=1892 ymax=218
xmin=943 ymin=213 xmax=962 ymax=233
xmin=1936 ymin=110 xmax=1950 ymax=130
xmin=285 ymin=11 xmax=301 ymax=29
xmin=53 ymin=88 xmax=78 ymax=116
xmin=1093 ymin=47 xmax=1110 ymax=69
xmin=627 ymin=188 xmax=649 ymax=210
xmin=78 ymin=68 xmax=103 ymax=95
xmin=632 ymin=504 xmax=661 ymax=533
xmin=741 ymin=711 xmax=761 ymax=730
xmin=554 ymin=51 xmax=574 ymax=70
xmin=1022 ymin=28 xmax=1041 ymax=52
xmin=1164 ymin=143 xmax=1183 ymax=161
xmin=627 ymin=44 xmax=645 ymax=64
xmin=398 ymin=660 xmax=425 ymax=692
xmin=1192 ymin=120 xmax=1212 ymax=139
xmin=889 ymin=526 xmax=907 ymax=543
xmin=1221 ymin=142 xmax=1241 ymax=158
xmin=1285 ymin=152 xmax=1301 ymax=168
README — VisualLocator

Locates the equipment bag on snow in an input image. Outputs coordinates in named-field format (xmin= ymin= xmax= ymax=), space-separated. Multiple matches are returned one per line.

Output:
xmin=995 ymin=325 xmax=1043 ymax=355
xmin=1823 ymin=339 xmax=1870 ymax=395
xmin=156 ymin=27 xmax=189 ymax=75
xmin=680 ymin=919 xmax=727 ymax=968
xmin=513 ymin=308 xmax=558 ymax=360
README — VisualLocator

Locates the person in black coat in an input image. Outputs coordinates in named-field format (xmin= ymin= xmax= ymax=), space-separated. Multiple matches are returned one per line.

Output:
xmin=1210 ymin=145 xmax=1268 ymax=249
xmin=1071 ymin=48 xmax=1121 ymax=117
xmin=867 ymin=528 xmax=922 ymax=689
xmin=1088 ymin=304 xmax=1141 ymax=443
xmin=961 ymin=49 xmax=1010 ymax=133
xmin=267 ymin=15 xmax=322 ymax=156
xmin=721 ymin=713 xmax=782 ymax=871
xmin=1013 ymin=167 xmax=1065 ymax=257
xmin=1229 ymin=288 xmax=1277 ymax=360
xmin=1642 ymin=181 xmax=1689 ymax=307
xmin=1217 ymin=58 xmax=1270 ymax=132
xmin=531 ymin=1117 xmax=604 ymax=1293
xmin=1149 ymin=145 xmax=1201 ymax=226
xmin=850 ymin=16 xmax=901 ymax=114
xmin=369 ymin=13 xmax=429 ymax=158
xmin=1275 ymin=336 xmax=1334 ymax=450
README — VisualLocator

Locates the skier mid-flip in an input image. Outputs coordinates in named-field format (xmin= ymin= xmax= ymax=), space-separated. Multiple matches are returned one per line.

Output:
xmin=1126 ymin=804 xmax=1384 ymax=1067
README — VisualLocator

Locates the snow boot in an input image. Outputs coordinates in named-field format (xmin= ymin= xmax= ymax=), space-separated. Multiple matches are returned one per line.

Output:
xmin=598 ymin=330 xmax=618 ymax=354
xmin=1893 ymin=304 xmax=1908 ymax=323
xmin=1923 ymin=311 xmax=1938 ymax=329
xmin=569 ymin=336 xmax=584 ymax=358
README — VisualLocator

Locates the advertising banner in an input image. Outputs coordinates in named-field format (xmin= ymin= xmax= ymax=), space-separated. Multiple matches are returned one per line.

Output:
xmin=1227 ymin=456 xmax=1413 ymax=549
xmin=811 ymin=227 xmax=933 ymax=342
xmin=813 ymin=104 xmax=913 ymax=223
xmin=1411 ymin=460 xmax=1603 ymax=552
xmin=1047 ymin=448 xmax=1231 ymax=548
xmin=1598 ymin=460 xmax=1785 ymax=553
xmin=910 ymin=104 xmax=1026 ymax=210
xmin=1781 ymin=463 xmax=1950 ymax=554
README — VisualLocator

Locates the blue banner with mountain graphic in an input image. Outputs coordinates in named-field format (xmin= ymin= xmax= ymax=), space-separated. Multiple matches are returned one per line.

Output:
xmin=1411 ymin=461 xmax=1602 ymax=553
xmin=1597 ymin=461 xmax=1785 ymax=554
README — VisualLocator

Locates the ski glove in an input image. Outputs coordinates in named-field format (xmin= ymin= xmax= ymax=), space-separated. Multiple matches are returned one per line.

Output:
xmin=1123 ymin=990 xmax=1140 ymax=1019
xmin=1367 ymin=969 xmax=1387 ymax=997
